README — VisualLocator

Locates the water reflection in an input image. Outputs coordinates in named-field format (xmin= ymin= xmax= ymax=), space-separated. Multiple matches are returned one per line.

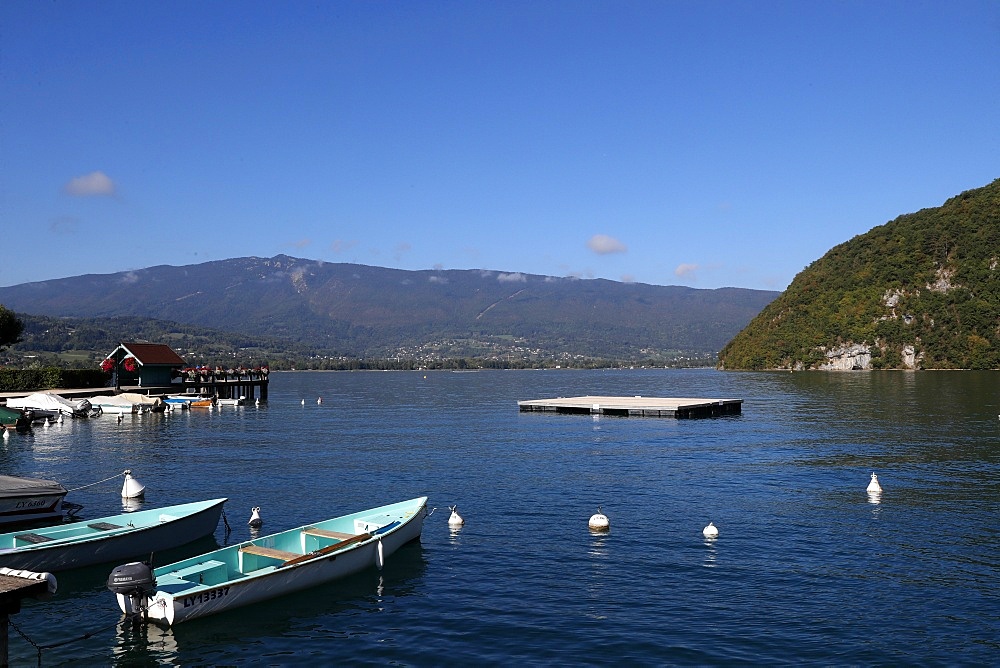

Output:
xmin=121 ymin=497 xmax=144 ymax=513
xmin=110 ymin=543 xmax=428 ymax=660
xmin=702 ymin=537 xmax=718 ymax=568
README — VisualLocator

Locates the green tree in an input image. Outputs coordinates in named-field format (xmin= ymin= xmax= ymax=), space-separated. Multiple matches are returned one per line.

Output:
xmin=0 ymin=305 xmax=24 ymax=348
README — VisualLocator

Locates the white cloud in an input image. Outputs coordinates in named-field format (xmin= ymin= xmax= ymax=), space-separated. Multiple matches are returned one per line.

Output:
xmin=497 ymin=272 xmax=526 ymax=283
xmin=331 ymin=239 xmax=358 ymax=253
xmin=64 ymin=171 xmax=116 ymax=196
xmin=292 ymin=239 xmax=311 ymax=249
xmin=429 ymin=275 xmax=448 ymax=284
xmin=393 ymin=242 xmax=412 ymax=261
xmin=587 ymin=234 xmax=627 ymax=255
xmin=50 ymin=216 xmax=79 ymax=235
xmin=674 ymin=263 xmax=700 ymax=279
xmin=620 ymin=274 xmax=635 ymax=283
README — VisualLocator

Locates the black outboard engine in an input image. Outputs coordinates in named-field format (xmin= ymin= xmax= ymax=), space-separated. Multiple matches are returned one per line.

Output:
xmin=108 ymin=561 xmax=156 ymax=625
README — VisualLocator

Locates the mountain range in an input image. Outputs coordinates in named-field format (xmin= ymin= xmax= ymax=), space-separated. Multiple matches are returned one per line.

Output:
xmin=0 ymin=258 xmax=778 ymax=365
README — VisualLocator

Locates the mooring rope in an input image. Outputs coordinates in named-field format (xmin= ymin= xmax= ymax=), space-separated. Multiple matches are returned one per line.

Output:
xmin=66 ymin=471 xmax=125 ymax=493
xmin=9 ymin=615 xmax=121 ymax=667
xmin=8 ymin=598 xmax=166 ymax=666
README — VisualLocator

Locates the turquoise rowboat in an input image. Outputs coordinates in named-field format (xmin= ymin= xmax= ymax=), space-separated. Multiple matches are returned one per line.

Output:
xmin=110 ymin=496 xmax=427 ymax=625
xmin=0 ymin=498 xmax=227 ymax=572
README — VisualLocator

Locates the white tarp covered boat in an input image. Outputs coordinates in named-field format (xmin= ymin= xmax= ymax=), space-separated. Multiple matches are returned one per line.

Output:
xmin=6 ymin=393 xmax=95 ymax=419
xmin=89 ymin=395 xmax=142 ymax=415
xmin=109 ymin=496 xmax=427 ymax=625
xmin=0 ymin=476 xmax=68 ymax=527
xmin=119 ymin=393 xmax=166 ymax=412
xmin=0 ymin=498 xmax=227 ymax=572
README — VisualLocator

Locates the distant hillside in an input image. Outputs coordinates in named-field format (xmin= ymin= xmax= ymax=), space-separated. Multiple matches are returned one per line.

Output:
xmin=0 ymin=258 xmax=777 ymax=364
xmin=719 ymin=178 xmax=1000 ymax=370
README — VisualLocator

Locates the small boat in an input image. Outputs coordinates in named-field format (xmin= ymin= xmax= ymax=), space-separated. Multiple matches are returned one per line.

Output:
xmin=0 ymin=406 xmax=31 ymax=431
xmin=6 ymin=393 xmax=96 ymax=419
xmin=165 ymin=395 xmax=215 ymax=409
xmin=215 ymin=397 xmax=245 ymax=407
xmin=0 ymin=476 xmax=68 ymax=527
xmin=90 ymin=395 xmax=143 ymax=415
xmin=109 ymin=496 xmax=427 ymax=626
xmin=118 ymin=393 xmax=166 ymax=413
xmin=0 ymin=498 xmax=227 ymax=572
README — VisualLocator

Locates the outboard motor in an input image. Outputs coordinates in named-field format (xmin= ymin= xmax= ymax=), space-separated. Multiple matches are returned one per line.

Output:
xmin=107 ymin=561 xmax=156 ymax=625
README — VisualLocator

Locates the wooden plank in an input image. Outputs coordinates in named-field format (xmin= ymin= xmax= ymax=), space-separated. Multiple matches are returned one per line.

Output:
xmin=239 ymin=545 xmax=301 ymax=561
xmin=14 ymin=533 xmax=52 ymax=544
xmin=280 ymin=532 xmax=372 ymax=568
xmin=303 ymin=528 xmax=355 ymax=540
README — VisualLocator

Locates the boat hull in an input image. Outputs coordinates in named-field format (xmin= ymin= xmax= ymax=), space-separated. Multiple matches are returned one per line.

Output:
xmin=118 ymin=497 xmax=426 ymax=625
xmin=0 ymin=476 xmax=68 ymax=527
xmin=0 ymin=499 xmax=226 ymax=571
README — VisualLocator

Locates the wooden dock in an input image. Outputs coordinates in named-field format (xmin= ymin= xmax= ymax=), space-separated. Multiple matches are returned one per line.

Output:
xmin=517 ymin=395 xmax=742 ymax=418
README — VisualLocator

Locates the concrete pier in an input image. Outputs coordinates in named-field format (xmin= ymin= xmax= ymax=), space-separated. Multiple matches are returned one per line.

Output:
xmin=517 ymin=395 xmax=742 ymax=418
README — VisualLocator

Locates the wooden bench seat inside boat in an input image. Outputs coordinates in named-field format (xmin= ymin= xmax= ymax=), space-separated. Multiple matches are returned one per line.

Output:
xmin=239 ymin=544 xmax=301 ymax=562
xmin=15 ymin=533 xmax=53 ymax=544
xmin=302 ymin=528 xmax=355 ymax=540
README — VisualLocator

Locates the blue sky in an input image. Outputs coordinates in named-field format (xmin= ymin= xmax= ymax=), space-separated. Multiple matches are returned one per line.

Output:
xmin=2 ymin=1 xmax=998 ymax=290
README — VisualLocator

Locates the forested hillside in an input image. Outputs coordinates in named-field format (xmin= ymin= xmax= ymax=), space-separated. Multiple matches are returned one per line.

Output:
xmin=719 ymin=178 xmax=1000 ymax=370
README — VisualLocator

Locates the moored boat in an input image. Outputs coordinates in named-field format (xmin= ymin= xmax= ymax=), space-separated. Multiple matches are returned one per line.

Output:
xmin=118 ymin=393 xmax=166 ymax=412
xmin=89 ymin=395 xmax=142 ymax=415
xmin=0 ymin=498 xmax=227 ymax=571
xmin=0 ymin=476 xmax=68 ymax=527
xmin=109 ymin=496 xmax=427 ymax=625
xmin=0 ymin=406 xmax=31 ymax=431
xmin=165 ymin=395 xmax=215 ymax=409
xmin=6 ymin=392 xmax=96 ymax=418
xmin=215 ymin=397 xmax=245 ymax=407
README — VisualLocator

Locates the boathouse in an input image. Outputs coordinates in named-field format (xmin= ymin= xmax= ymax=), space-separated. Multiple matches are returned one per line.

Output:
xmin=102 ymin=342 xmax=186 ymax=388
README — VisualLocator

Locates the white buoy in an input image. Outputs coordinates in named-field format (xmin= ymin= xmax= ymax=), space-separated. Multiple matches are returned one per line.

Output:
xmin=2 ymin=429 xmax=9 ymax=441
xmin=866 ymin=472 xmax=883 ymax=494
xmin=588 ymin=506 xmax=610 ymax=532
xmin=317 ymin=397 xmax=323 ymax=404
xmin=248 ymin=506 xmax=263 ymax=528
xmin=301 ymin=399 xmax=305 ymax=406
xmin=703 ymin=522 xmax=719 ymax=538
xmin=121 ymin=469 xmax=146 ymax=498
xmin=448 ymin=505 xmax=464 ymax=526
xmin=43 ymin=420 xmax=49 ymax=429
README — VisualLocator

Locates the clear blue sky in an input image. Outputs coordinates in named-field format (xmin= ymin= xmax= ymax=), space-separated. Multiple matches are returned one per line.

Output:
xmin=2 ymin=1 xmax=998 ymax=290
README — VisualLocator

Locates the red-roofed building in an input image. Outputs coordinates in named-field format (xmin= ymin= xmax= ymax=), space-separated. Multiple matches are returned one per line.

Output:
xmin=103 ymin=342 xmax=186 ymax=387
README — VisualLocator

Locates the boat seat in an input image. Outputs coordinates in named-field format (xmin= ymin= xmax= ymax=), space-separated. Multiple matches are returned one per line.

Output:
xmin=239 ymin=545 xmax=301 ymax=562
xmin=302 ymin=528 xmax=355 ymax=540
xmin=172 ymin=559 xmax=228 ymax=585
xmin=89 ymin=522 xmax=122 ymax=531
xmin=15 ymin=533 xmax=53 ymax=544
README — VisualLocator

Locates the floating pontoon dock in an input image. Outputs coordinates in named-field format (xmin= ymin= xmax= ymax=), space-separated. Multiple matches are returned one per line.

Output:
xmin=517 ymin=395 xmax=742 ymax=418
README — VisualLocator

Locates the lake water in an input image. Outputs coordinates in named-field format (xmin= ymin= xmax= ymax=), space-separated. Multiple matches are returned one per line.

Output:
xmin=4 ymin=369 xmax=999 ymax=666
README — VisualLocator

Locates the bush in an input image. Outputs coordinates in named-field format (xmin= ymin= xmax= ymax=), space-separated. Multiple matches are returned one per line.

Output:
xmin=0 ymin=368 xmax=109 ymax=392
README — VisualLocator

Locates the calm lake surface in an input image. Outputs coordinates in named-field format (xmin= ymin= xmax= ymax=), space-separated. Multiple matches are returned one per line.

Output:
xmin=4 ymin=369 xmax=999 ymax=666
